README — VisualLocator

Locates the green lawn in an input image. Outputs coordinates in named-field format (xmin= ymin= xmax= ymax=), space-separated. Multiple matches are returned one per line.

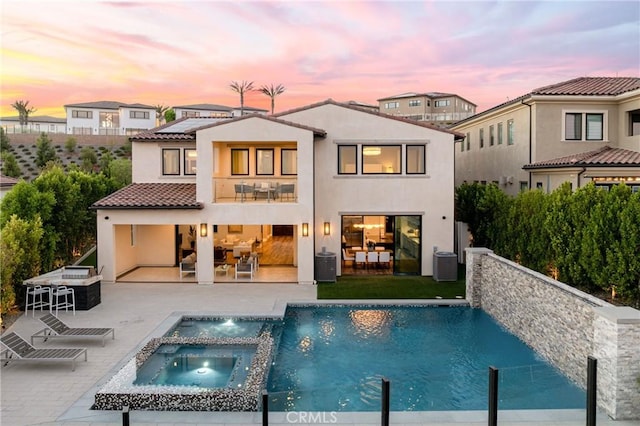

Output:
xmin=317 ymin=268 xmax=466 ymax=299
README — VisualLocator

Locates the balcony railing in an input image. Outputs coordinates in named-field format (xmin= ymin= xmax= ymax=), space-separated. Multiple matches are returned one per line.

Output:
xmin=212 ymin=177 xmax=298 ymax=203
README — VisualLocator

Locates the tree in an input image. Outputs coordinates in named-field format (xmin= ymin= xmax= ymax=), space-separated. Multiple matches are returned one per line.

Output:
xmin=1 ymin=215 xmax=44 ymax=315
xmin=1 ymin=152 xmax=22 ymax=178
xmin=230 ymin=80 xmax=255 ymax=116
xmin=35 ymin=132 xmax=57 ymax=168
xmin=64 ymin=137 xmax=78 ymax=153
xmin=99 ymin=150 xmax=113 ymax=175
xmin=164 ymin=108 xmax=176 ymax=123
xmin=11 ymin=100 xmax=36 ymax=132
xmin=155 ymin=104 xmax=169 ymax=126
xmin=108 ymin=158 xmax=132 ymax=188
xmin=80 ymin=146 xmax=98 ymax=172
xmin=0 ymin=127 xmax=10 ymax=152
xmin=259 ymin=83 xmax=286 ymax=115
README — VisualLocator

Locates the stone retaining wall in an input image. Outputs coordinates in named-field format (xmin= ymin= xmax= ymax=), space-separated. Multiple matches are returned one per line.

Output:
xmin=465 ymin=248 xmax=640 ymax=420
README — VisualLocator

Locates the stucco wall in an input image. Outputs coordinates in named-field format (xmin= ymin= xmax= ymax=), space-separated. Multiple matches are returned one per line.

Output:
xmin=466 ymin=248 xmax=640 ymax=420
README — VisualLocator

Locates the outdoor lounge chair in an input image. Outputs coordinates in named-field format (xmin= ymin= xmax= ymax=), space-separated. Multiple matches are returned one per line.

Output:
xmin=0 ymin=332 xmax=87 ymax=371
xmin=31 ymin=313 xmax=115 ymax=347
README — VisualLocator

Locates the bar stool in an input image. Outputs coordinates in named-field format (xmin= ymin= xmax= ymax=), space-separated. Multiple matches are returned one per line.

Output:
xmin=51 ymin=285 xmax=75 ymax=316
xmin=24 ymin=285 xmax=51 ymax=317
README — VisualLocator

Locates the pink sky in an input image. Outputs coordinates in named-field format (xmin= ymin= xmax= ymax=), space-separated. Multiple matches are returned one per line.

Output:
xmin=1 ymin=1 xmax=639 ymax=118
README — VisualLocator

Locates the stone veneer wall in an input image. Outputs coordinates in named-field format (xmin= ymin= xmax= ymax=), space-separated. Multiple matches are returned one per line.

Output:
xmin=466 ymin=248 xmax=640 ymax=420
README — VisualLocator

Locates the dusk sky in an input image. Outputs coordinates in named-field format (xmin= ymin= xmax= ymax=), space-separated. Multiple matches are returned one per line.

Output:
xmin=1 ymin=1 xmax=639 ymax=118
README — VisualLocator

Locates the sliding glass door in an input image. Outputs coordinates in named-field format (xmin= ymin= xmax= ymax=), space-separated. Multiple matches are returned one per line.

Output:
xmin=394 ymin=216 xmax=421 ymax=275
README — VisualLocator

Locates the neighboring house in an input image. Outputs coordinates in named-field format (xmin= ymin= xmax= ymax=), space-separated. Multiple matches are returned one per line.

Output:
xmin=64 ymin=101 xmax=156 ymax=136
xmin=0 ymin=115 xmax=67 ymax=134
xmin=0 ymin=174 xmax=20 ymax=200
xmin=378 ymin=92 xmax=476 ymax=127
xmin=92 ymin=100 xmax=462 ymax=285
xmin=231 ymin=106 xmax=268 ymax=117
xmin=174 ymin=104 xmax=234 ymax=119
xmin=451 ymin=77 xmax=640 ymax=195
xmin=345 ymin=100 xmax=379 ymax=113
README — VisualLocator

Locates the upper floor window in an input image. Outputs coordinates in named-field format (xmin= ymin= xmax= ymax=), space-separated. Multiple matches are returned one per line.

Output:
xmin=489 ymin=125 xmax=495 ymax=146
xmin=408 ymin=100 xmax=421 ymax=107
xmin=184 ymin=149 xmax=197 ymax=175
xmin=182 ymin=111 xmax=200 ymax=118
xmin=100 ymin=112 xmax=119 ymax=128
xmin=507 ymin=120 xmax=514 ymax=145
xmin=281 ymin=149 xmax=297 ymax=175
xmin=231 ymin=149 xmax=249 ymax=175
xmin=406 ymin=145 xmax=425 ymax=174
xmin=434 ymin=100 xmax=450 ymax=107
xmin=564 ymin=112 xmax=604 ymax=141
xmin=256 ymin=148 xmax=274 ymax=175
xmin=362 ymin=145 xmax=401 ymax=174
xmin=130 ymin=111 xmax=150 ymax=119
xmin=479 ymin=128 xmax=484 ymax=148
xmin=630 ymin=109 xmax=640 ymax=136
xmin=497 ymin=122 xmax=503 ymax=145
xmin=162 ymin=149 xmax=180 ymax=175
xmin=72 ymin=110 xmax=92 ymax=119
xmin=466 ymin=132 xmax=470 ymax=150
xmin=385 ymin=102 xmax=399 ymax=109
xmin=338 ymin=145 xmax=357 ymax=174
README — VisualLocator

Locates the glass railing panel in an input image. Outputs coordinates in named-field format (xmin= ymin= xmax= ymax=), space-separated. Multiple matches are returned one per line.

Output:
xmin=212 ymin=177 xmax=297 ymax=203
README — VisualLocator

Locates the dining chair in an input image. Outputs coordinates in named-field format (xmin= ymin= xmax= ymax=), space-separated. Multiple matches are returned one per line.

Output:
xmin=342 ymin=248 xmax=355 ymax=266
xmin=355 ymin=251 xmax=367 ymax=269
xmin=378 ymin=251 xmax=391 ymax=269
xmin=367 ymin=251 xmax=379 ymax=269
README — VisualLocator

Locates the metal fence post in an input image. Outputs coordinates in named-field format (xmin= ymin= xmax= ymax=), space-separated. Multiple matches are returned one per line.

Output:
xmin=587 ymin=356 xmax=597 ymax=426
xmin=262 ymin=390 xmax=269 ymax=426
xmin=381 ymin=378 xmax=390 ymax=426
xmin=488 ymin=367 xmax=498 ymax=426
xmin=122 ymin=405 xmax=130 ymax=426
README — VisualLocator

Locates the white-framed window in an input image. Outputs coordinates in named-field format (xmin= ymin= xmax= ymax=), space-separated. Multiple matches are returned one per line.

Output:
xmin=507 ymin=120 xmax=514 ymax=145
xmin=497 ymin=122 xmax=503 ymax=145
xmin=630 ymin=109 xmax=640 ymax=136
xmin=408 ymin=100 xmax=421 ymax=107
xmin=162 ymin=148 xmax=180 ymax=175
xmin=184 ymin=149 xmax=197 ymax=175
xmin=384 ymin=102 xmax=399 ymax=109
xmin=181 ymin=111 xmax=200 ymax=118
xmin=489 ymin=125 xmax=495 ymax=146
xmin=72 ymin=110 xmax=92 ymax=119
xmin=130 ymin=111 xmax=150 ymax=119
xmin=256 ymin=148 xmax=274 ymax=175
xmin=434 ymin=100 xmax=450 ymax=107
xmin=563 ymin=111 xmax=606 ymax=141
xmin=479 ymin=128 xmax=484 ymax=148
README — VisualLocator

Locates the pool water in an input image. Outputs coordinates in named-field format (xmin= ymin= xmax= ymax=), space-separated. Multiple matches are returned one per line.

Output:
xmin=133 ymin=344 xmax=255 ymax=388
xmin=166 ymin=317 xmax=273 ymax=338
xmin=265 ymin=306 xmax=585 ymax=411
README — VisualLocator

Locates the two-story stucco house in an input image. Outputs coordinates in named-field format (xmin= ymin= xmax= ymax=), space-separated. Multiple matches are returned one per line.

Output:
xmin=451 ymin=77 xmax=640 ymax=195
xmin=0 ymin=115 xmax=67 ymax=134
xmin=378 ymin=92 xmax=476 ymax=127
xmin=65 ymin=101 xmax=156 ymax=136
xmin=92 ymin=100 xmax=463 ymax=285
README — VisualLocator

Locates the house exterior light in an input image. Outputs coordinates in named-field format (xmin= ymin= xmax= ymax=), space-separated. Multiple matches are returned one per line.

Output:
xmin=200 ymin=223 xmax=208 ymax=237
xmin=302 ymin=223 xmax=309 ymax=237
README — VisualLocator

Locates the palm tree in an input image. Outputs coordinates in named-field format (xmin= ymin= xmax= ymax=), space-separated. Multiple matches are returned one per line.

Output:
xmin=259 ymin=84 xmax=286 ymax=115
xmin=11 ymin=100 xmax=36 ymax=133
xmin=154 ymin=104 xmax=169 ymax=126
xmin=229 ymin=81 xmax=255 ymax=116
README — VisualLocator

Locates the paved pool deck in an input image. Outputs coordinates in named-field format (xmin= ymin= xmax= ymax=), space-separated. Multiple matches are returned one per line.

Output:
xmin=1 ymin=281 xmax=636 ymax=426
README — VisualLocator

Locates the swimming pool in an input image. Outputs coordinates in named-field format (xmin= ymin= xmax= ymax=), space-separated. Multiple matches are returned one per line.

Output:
xmin=94 ymin=305 xmax=585 ymax=412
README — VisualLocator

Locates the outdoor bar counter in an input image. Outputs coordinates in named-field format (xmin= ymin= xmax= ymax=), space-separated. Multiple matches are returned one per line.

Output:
xmin=23 ymin=266 xmax=102 ymax=310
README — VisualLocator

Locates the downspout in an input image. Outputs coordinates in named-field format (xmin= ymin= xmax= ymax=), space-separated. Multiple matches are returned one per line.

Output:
xmin=577 ymin=167 xmax=587 ymax=188
xmin=521 ymin=99 xmax=533 ymax=190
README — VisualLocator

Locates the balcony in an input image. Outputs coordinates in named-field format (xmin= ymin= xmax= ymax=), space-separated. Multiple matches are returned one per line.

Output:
xmin=212 ymin=177 xmax=297 ymax=203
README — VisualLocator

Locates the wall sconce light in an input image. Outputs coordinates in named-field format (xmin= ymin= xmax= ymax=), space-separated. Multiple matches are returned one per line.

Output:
xmin=200 ymin=223 xmax=208 ymax=238
xmin=323 ymin=222 xmax=331 ymax=236
xmin=302 ymin=223 xmax=309 ymax=237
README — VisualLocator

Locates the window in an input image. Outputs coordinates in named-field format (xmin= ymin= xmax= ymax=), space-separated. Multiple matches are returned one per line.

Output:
xmin=99 ymin=112 xmax=119 ymax=130
xmin=162 ymin=149 xmax=180 ymax=175
xmin=536 ymin=182 xmax=543 ymax=190
xmin=519 ymin=181 xmax=528 ymax=192
xmin=362 ymin=145 xmax=401 ymax=174
xmin=338 ymin=145 xmax=357 ymax=174
xmin=479 ymin=128 xmax=484 ymax=148
xmin=408 ymin=100 xmax=421 ymax=107
xmin=497 ymin=122 xmax=503 ymax=145
xmin=489 ymin=125 xmax=495 ymax=146
xmin=564 ymin=112 xmax=604 ymax=141
xmin=630 ymin=109 xmax=640 ymax=136
xmin=256 ymin=148 xmax=274 ymax=175
xmin=507 ymin=120 xmax=514 ymax=145
xmin=231 ymin=149 xmax=249 ymax=175
xmin=384 ymin=102 xmax=399 ymax=109
xmin=461 ymin=138 xmax=465 ymax=152
xmin=181 ymin=111 xmax=200 ymax=118
xmin=466 ymin=133 xmax=470 ymax=150
xmin=184 ymin=149 xmax=197 ymax=175
xmin=281 ymin=149 xmax=297 ymax=175
xmin=434 ymin=100 xmax=450 ymax=107
xmin=406 ymin=145 xmax=425 ymax=174
xmin=72 ymin=110 xmax=92 ymax=119
xmin=130 ymin=111 xmax=150 ymax=119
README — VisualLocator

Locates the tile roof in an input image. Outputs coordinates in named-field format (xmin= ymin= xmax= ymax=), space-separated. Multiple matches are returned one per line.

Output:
xmin=523 ymin=146 xmax=640 ymax=170
xmin=173 ymin=103 xmax=233 ymax=111
xmin=377 ymin=92 xmax=477 ymax=106
xmin=186 ymin=113 xmax=327 ymax=137
xmin=64 ymin=101 xmax=154 ymax=109
xmin=91 ymin=183 xmax=202 ymax=209
xmin=275 ymin=99 xmax=465 ymax=140
xmin=0 ymin=115 xmax=66 ymax=123
xmin=0 ymin=174 xmax=21 ymax=188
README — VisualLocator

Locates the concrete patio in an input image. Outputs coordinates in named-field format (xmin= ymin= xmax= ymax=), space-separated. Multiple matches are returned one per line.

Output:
xmin=0 ymin=281 xmax=634 ymax=426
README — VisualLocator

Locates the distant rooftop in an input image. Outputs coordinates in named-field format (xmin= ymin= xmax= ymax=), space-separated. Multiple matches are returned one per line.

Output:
xmin=173 ymin=103 xmax=233 ymax=111
xmin=377 ymin=91 xmax=476 ymax=105
xmin=0 ymin=115 xmax=66 ymax=123
xmin=64 ymin=101 xmax=154 ymax=109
